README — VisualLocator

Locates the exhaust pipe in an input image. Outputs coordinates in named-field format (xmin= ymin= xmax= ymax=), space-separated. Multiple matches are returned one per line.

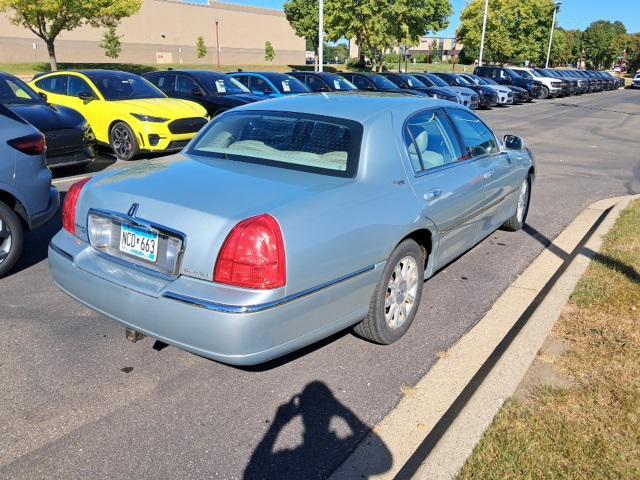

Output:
xmin=125 ymin=328 xmax=145 ymax=343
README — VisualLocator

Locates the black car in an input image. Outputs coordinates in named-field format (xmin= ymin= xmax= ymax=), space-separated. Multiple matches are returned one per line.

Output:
xmin=378 ymin=72 xmax=459 ymax=103
xmin=556 ymin=70 xmax=589 ymax=94
xmin=430 ymin=72 xmax=499 ymax=108
xmin=574 ymin=70 xmax=602 ymax=92
xmin=339 ymin=72 xmax=427 ymax=96
xmin=460 ymin=73 xmax=528 ymax=104
xmin=143 ymin=70 xmax=263 ymax=118
xmin=287 ymin=71 xmax=358 ymax=92
xmin=474 ymin=66 xmax=543 ymax=99
xmin=0 ymin=72 xmax=95 ymax=169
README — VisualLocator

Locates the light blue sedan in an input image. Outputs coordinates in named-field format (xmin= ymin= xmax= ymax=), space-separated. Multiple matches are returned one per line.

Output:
xmin=48 ymin=93 xmax=535 ymax=365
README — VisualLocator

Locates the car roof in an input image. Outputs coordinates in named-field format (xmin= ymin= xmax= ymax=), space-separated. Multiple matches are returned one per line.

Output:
xmin=231 ymin=92 xmax=454 ymax=123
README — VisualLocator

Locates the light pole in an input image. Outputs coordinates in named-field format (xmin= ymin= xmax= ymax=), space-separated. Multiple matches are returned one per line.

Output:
xmin=318 ymin=0 xmax=324 ymax=72
xmin=215 ymin=18 xmax=221 ymax=72
xmin=478 ymin=0 xmax=489 ymax=66
xmin=545 ymin=2 xmax=561 ymax=68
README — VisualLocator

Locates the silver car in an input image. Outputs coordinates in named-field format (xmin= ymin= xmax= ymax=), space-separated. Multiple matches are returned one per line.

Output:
xmin=0 ymin=105 xmax=59 ymax=277
xmin=49 ymin=94 xmax=535 ymax=365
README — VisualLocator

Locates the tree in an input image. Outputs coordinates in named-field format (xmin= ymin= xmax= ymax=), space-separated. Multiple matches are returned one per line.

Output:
xmin=0 ymin=0 xmax=141 ymax=71
xmin=284 ymin=0 xmax=319 ymax=59
xmin=99 ymin=25 xmax=122 ymax=60
xmin=582 ymin=20 xmax=627 ymax=69
xmin=196 ymin=36 xmax=207 ymax=62
xmin=324 ymin=0 xmax=452 ymax=71
xmin=323 ymin=42 xmax=349 ymax=63
xmin=429 ymin=38 xmax=439 ymax=63
xmin=264 ymin=41 xmax=275 ymax=62
xmin=550 ymin=28 xmax=569 ymax=66
xmin=458 ymin=0 xmax=559 ymax=66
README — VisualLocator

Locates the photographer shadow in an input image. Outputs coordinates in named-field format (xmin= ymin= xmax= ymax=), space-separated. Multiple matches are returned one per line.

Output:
xmin=244 ymin=381 xmax=392 ymax=480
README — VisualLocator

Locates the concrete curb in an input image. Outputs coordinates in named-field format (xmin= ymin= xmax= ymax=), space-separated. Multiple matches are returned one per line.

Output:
xmin=330 ymin=194 xmax=640 ymax=480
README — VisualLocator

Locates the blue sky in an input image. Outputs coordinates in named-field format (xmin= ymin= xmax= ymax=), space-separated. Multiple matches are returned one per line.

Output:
xmin=211 ymin=0 xmax=640 ymax=37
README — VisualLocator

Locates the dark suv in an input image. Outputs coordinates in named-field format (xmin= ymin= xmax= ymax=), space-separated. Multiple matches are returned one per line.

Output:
xmin=474 ymin=66 xmax=543 ymax=99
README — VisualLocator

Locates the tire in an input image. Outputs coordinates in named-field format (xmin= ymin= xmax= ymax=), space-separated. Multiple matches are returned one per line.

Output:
xmin=109 ymin=121 xmax=139 ymax=161
xmin=502 ymin=175 xmax=532 ymax=232
xmin=539 ymin=85 xmax=549 ymax=100
xmin=0 ymin=201 xmax=24 ymax=278
xmin=354 ymin=239 xmax=424 ymax=345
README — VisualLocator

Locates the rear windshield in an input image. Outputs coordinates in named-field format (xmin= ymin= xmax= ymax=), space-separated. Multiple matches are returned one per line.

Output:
xmin=189 ymin=111 xmax=362 ymax=177
xmin=266 ymin=74 xmax=309 ymax=94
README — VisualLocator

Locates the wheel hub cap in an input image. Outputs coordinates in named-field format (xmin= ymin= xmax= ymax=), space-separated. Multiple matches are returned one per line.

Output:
xmin=0 ymin=219 xmax=12 ymax=264
xmin=385 ymin=256 xmax=419 ymax=329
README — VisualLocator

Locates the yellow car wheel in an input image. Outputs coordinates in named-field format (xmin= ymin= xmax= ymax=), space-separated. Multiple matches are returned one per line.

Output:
xmin=110 ymin=122 xmax=139 ymax=161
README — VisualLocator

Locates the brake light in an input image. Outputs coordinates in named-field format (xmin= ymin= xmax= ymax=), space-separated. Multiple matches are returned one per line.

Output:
xmin=214 ymin=214 xmax=286 ymax=289
xmin=62 ymin=178 xmax=91 ymax=235
xmin=7 ymin=133 xmax=46 ymax=155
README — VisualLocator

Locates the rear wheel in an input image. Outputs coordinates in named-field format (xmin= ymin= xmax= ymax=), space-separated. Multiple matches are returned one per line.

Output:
xmin=539 ymin=85 xmax=549 ymax=99
xmin=110 ymin=122 xmax=139 ymax=161
xmin=502 ymin=175 xmax=531 ymax=232
xmin=0 ymin=201 xmax=23 ymax=278
xmin=354 ymin=239 xmax=424 ymax=345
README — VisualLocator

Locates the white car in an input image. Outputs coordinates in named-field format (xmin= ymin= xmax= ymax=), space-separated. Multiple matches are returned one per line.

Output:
xmin=459 ymin=74 xmax=514 ymax=105
xmin=510 ymin=67 xmax=563 ymax=99
xmin=633 ymin=73 xmax=640 ymax=89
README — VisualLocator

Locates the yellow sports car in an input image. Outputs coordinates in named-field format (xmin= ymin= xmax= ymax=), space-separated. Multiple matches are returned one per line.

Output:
xmin=30 ymin=70 xmax=208 ymax=161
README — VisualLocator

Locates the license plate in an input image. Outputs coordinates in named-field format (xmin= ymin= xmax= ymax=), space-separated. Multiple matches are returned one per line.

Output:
xmin=119 ymin=224 xmax=158 ymax=263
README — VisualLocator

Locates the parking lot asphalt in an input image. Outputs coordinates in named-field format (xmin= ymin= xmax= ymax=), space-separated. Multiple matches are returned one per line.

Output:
xmin=1 ymin=90 xmax=639 ymax=480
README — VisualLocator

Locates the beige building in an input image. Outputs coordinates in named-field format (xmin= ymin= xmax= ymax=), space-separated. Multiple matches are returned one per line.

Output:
xmin=0 ymin=0 xmax=305 ymax=65
xmin=349 ymin=36 xmax=463 ymax=62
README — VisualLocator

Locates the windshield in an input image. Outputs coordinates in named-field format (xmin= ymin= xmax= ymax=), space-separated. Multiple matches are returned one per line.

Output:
xmin=400 ymin=75 xmax=427 ymax=88
xmin=0 ymin=76 xmax=41 ymax=104
xmin=200 ymin=74 xmax=250 ymax=94
xmin=515 ymin=69 xmax=533 ymax=79
xmin=425 ymin=74 xmax=449 ymax=87
xmin=323 ymin=75 xmax=357 ymax=90
xmin=189 ymin=111 xmax=362 ymax=177
xmin=370 ymin=75 xmax=400 ymax=90
xmin=505 ymin=69 xmax=523 ymax=79
xmin=534 ymin=69 xmax=552 ymax=78
xmin=480 ymin=76 xmax=497 ymax=85
xmin=88 ymin=72 xmax=166 ymax=100
xmin=266 ymin=74 xmax=309 ymax=94
xmin=454 ymin=75 xmax=473 ymax=86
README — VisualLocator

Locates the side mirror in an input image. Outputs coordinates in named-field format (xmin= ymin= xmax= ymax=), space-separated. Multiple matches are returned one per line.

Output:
xmin=504 ymin=134 xmax=525 ymax=151
xmin=78 ymin=91 xmax=95 ymax=102
xmin=38 ymin=92 xmax=48 ymax=102
xmin=192 ymin=88 xmax=204 ymax=97
xmin=262 ymin=87 xmax=274 ymax=94
xmin=319 ymin=84 xmax=331 ymax=92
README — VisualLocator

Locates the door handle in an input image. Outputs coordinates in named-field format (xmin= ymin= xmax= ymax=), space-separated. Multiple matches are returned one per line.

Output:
xmin=424 ymin=189 xmax=442 ymax=200
xmin=483 ymin=170 xmax=495 ymax=179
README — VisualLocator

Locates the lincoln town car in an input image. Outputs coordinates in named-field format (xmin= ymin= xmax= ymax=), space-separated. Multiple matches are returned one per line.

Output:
xmin=48 ymin=93 xmax=535 ymax=365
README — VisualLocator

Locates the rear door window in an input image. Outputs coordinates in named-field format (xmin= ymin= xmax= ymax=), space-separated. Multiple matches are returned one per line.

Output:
xmin=35 ymin=75 xmax=68 ymax=94
xmin=404 ymin=109 xmax=461 ymax=172
xmin=189 ymin=111 xmax=362 ymax=177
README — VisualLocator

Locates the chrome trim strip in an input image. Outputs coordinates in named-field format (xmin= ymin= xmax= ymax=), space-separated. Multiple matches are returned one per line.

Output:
xmin=162 ymin=264 xmax=377 ymax=314
xmin=49 ymin=242 xmax=73 ymax=262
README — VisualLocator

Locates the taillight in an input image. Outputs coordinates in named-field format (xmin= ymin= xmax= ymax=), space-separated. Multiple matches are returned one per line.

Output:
xmin=62 ymin=177 xmax=91 ymax=235
xmin=214 ymin=214 xmax=286 ymax=289
xmin=7 ymin=133 xmax=46 ymax=155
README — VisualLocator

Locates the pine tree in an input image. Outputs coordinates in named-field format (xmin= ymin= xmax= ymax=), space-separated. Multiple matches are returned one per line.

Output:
xmin=196 ymin=36 xmax=207 ymax=62
xmin=264 ymin=41 xmax=275 ymax=62
xmin=100 ymin=25 xmax=123 ymax=60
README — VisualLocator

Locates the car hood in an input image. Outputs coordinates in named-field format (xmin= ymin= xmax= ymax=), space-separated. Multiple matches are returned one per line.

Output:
xmin=80 ymin=154 xmax=351 ymax=280
xmin=447 ymin=86 xmax=476 ymax=96
xmin=220 ymin=93 xmax=263 ymax=104
xmin=483 ymin=84 xmax=511 ymax=94
xmin=111 ymin=98 xmax=207 ymax=118
xmin=7 ymin=102 xmax=85 ymax=131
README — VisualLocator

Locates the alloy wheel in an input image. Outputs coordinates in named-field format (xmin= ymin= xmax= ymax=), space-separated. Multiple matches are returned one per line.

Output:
xmin=0 ymin=218 xmax=12 ymax=264
xmin=517 ymin=179 xmax=529 ymax=224
xmin=384 ymin=255 xmax=419 ymax=329
xmin=112 ymin=126 xmax=133 ymax=158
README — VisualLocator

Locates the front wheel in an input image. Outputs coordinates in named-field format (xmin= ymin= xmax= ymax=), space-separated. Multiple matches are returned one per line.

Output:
xmin=110 ymin=122 xmax=139 ymax=161
xmin=354 ymin=239 xmax=424 ymax=345
xmin=502 ymin=176 xmax=531 ymax=232
xmin=539 ymin=85 xmax=549 ymax=99
xmin=0 ymin=201 xmax=23 ymax=278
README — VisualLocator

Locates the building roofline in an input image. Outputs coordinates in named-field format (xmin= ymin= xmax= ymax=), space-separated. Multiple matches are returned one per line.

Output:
xmin=154 ymin=0 xmax=286 ymax=17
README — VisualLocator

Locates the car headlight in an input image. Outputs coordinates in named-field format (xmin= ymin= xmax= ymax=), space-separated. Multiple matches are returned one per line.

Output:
xmin=130 ymin=113 xmax=169 ymax=123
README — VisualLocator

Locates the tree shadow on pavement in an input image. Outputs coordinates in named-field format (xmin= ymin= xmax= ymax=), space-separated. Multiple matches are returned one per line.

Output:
xmin=243 ymin=381 xmax=392 ymax=480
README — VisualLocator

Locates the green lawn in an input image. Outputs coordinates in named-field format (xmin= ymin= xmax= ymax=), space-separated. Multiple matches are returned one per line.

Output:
xmin=458 ymin=199 xmax=640 ymax=480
